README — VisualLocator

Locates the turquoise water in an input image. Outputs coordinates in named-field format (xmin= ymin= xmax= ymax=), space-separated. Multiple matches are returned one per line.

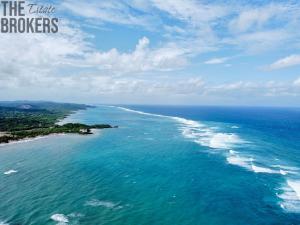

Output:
xmin=0 ymin=105 xmax=300 ymax=225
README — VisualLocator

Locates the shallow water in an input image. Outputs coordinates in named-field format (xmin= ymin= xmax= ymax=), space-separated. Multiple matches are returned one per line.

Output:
xmin=0 ymin=105 xmax=300 ymax=224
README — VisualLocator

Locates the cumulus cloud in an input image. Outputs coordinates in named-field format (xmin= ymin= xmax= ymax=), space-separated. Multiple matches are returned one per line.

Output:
xmin=2 ymin=69 xmax=300 ymax=103
xmin=1 ymin=0 xmax=300 ymax=105
xmin=0 ymin=26 xmax=187 ymax=88
xmin=268 ymin=55 xmax=300 ymax=70
xmin=0 ymin=20 xmax=90 ymax=77
xmin=83 ymin=37 xmax=188 ymax=73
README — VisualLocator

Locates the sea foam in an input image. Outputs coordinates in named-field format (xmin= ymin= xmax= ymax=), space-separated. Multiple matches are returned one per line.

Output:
xmin=171 ymin=114 xmax=244 ymax=150
xmin=251 ymin=165 xmax=279 ymax=174
xmin=278 ymin=180 xmax=300 ymax=212
xmin=85 ymin=199 xmax=121 ymax=209
xmin=178 ymin=121 xmax=243 ymax=150
xmin=0 ymin=221 xmax=9 ymax=225
xmin=287 ymin=180 xmax=300 ymax=199
xmin=116 ymin=106 xmax=167 ymax=118
xmin=226 ymin=155 xmax=252 ymax=170
xmin=272 ymin=165 xmax=299 ymax=175
xmin=198 ymin=133 xmax=243 ymax=149
xmin=116 ymin=106 xmax=245 ymax=153
xmin=226 ymin=152 xmax=283 ymax=174
xmin=115 ymin=105 xmax=300 ymax=212
xmin=4 ymin=170 xmax=18 ymax=175
xmin=50 ymin=214 xmax=69 ymax=224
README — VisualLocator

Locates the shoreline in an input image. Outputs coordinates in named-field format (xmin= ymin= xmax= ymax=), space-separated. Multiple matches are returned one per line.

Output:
xmin=0 ymin=106 xmax=104 ymax=147
xmin=0 ymin=129 xmax=102 ymax=147
xmin=55 ymin=108 xmax=89 ymax=125
xmin=0 ymin=133 xmax=67 ymax=147
xmin=0 ymin=103 xmax=112 ymax=146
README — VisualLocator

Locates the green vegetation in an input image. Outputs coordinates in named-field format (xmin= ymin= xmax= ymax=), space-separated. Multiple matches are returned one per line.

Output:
xmin=0 ymin=101 xmax=115 ymax=144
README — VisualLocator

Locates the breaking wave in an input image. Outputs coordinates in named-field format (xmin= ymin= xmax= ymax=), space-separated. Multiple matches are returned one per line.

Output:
xmin=278 ymin=180 xmax=300 ymax=212
xmin=50 ymin=214 xmax=69 ymax=224
xmin=4 ymin=170 xmax=18 ymax=175
xmin=115 ymin=106 xmax=300 ymax=213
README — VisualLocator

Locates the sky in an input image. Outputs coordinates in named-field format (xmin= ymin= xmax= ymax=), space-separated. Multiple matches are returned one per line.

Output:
xmin=1 ymin=0 xmax=300 ymax=106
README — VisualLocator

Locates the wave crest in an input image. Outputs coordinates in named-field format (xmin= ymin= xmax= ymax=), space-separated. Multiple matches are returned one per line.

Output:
xmin=4 ymin=170 xmax=18 ymax=175
xmin=50 ymin=214 xmax=69 ymax=224
xmin=114 ymin=105 xmax=300 ymax=213
xmin=85 ymin=199 xmax=121 ymax=209
xmin=278 ymin=180 xmax=300 ymax=212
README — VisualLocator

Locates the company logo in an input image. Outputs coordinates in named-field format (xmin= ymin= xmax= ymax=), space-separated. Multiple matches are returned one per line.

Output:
xmin=0 ymin=0 xmax=59 ymax=33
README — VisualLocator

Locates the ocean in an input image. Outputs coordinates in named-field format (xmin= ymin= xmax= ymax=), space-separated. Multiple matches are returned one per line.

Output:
xmin=0 ymin=105 xmax=300 ymax=225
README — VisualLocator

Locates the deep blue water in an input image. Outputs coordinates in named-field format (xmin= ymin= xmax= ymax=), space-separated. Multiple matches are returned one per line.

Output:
xmin=0 ymin=105 xmax=300 ymax=225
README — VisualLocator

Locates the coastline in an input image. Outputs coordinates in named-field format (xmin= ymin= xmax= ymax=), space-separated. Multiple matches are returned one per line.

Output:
xmin=0 ymin=133 xmax=67 ymax=147
xmin=0 ymin=128 xmax=103 ymax=147
xmin=0 ymin=104 xmax=299 ymax=224
xmin=55 ymin=108 xmax=88 ymax=126
xmin=0 ymin=105 xmax=107 ymax=146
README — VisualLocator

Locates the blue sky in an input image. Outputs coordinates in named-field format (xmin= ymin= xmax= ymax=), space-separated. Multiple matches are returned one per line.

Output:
xmin=1 ymin=0 xmax=300 ymax=106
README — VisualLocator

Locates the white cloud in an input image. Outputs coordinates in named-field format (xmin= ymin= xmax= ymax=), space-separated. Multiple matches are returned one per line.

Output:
xmin=83 ymin=37 xmax=188 ymax=73
xmin=0 ymin=20 xmax=91 ymax=81
xmin=1 ymin=0 xmax=300 ymax=106
xmin=294 ymin=77 xmax=300 ymax=86
xmin=204 ymin=57 xmax=229 ymax=65
xmin=204 ymin=80 xmax=300 ymax=98
xmin=268 ymin=55 xmax=300 ymax=70
xmin=0 ymin=22 xmax=187 ymax=82
xmin=225 ymin=3 xmax=300 ymax=53
xmin=229 ymin=4 xmax=289 ymax=33
xmin=62 ymin=0 xmax=155 ymax=28
xmin=2 ymin=69 xmax=300 ymax=103
xmin=224 ymin=29 xmax=292 ymax=53
xmin=62 ymin=0 xmax=300 ymax=56
xmin=63 ymin=0 xmax=228 ymax=28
